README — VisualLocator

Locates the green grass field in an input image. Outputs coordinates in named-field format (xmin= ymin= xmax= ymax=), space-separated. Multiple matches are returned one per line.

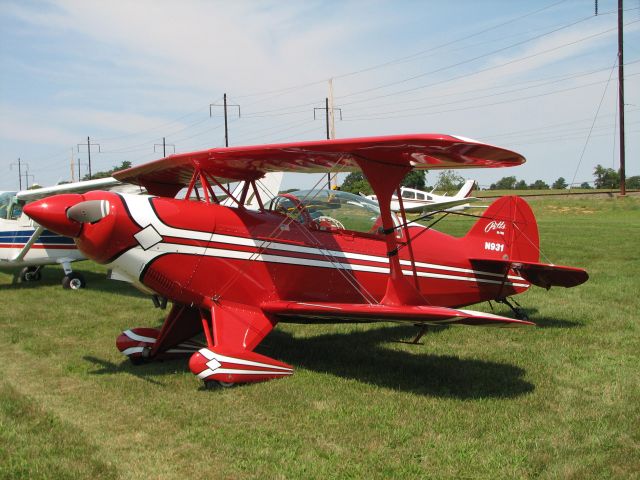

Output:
xmin=1 ymin=196 xmax=638 ymax=479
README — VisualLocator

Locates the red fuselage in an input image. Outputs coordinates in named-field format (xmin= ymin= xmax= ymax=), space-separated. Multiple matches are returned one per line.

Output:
xmin=50 ymin=191 xmax=528 ymax=311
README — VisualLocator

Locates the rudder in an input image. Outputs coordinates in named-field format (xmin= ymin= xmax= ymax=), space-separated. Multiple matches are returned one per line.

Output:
xmin=465 ymin=196 xmax=539 ymax=263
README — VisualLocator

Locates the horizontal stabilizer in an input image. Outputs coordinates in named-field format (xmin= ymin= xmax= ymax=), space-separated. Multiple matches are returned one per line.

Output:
xmin=470 ymin=258 xmax=588 ymax=289
xmin=262 ymin=301 xmax=534 ymax=327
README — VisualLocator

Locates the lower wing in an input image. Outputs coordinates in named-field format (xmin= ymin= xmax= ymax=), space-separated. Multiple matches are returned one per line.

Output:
xmin=262 ymin=301 xmax=534 ymax=327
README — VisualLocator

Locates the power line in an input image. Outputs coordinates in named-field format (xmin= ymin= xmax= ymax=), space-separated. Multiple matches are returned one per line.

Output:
xmin=337 ymin=20 xmax=638 ymax=108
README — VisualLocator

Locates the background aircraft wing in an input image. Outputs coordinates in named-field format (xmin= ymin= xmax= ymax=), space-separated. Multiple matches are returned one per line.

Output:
xmin=16 ymin=177 xmax=143 ymax=202
xmin=261 ymin=301 xmax=533 ymax=327
xmin=113 ymin=134 xmax=525 ymax=197
xmin=419 ymin=197 xmax=479 ymax=213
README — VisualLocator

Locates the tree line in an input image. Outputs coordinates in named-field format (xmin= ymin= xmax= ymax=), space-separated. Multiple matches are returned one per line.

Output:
xmin=488 ymin=165 xmax=640 ymax=190
xmin=341 ymin=164 xmax=639 ymax=194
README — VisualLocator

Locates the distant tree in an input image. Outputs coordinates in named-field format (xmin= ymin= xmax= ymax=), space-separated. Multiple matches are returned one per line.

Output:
xmin=57 ymin=180 xmax=72 ymax=185
xmin=626 ymin=176 xmax=640 ymax=190
xmin=515 ymin=180 xmax=528 ymax=190
xmin=491 ymin=176 xmax=517 ymax=190
xmin=552 ymin=177 xmax=568 ymax=190
xmin=401 ymin=170 xmax=426 ymax=190
xmin=593 ymin=164 xmax=620 ymax=189
xmin=434 ymin=170 xmax=464 ymax=193
xmin=529 ymin=180 xmax=550 ymax=190
xmin=580 ymin=182 xmax=593 ymax=189
xmin=340 ymin=171 xmax=372 ymax=195
xmin=82 ymin=161 xmax=132 ymax=181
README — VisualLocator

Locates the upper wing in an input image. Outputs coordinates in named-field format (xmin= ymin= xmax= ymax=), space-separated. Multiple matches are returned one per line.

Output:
xmin=16 ymin=177 xmax=142 ymax=202
xmin=113 ymin=134 xmax=525 ymax=195
xmin=262 ymin=301 xmax=534 ymax=327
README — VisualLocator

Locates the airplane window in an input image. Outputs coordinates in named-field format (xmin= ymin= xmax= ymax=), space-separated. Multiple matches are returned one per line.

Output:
xmin=10 ymin=201 xmax=24 ymax=220
xmin=0 ymin=192 xmax=17 ymax=220
xmin=416 ymin=192 xmax=425 ymax=200
xmin=402 ymin=190 xmax=415 ymax=199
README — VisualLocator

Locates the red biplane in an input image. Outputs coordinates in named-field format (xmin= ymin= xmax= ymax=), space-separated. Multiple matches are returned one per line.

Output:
xmin=24 ymin=134 xmax=588 ymax=388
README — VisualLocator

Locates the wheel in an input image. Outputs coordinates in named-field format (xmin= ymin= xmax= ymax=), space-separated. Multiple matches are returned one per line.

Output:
xmin=203 ymin=380 xmax=236 ymax=389
xmin=19 ymin=266 xmax=42 ymax=282
xmin=514 ymin=308 xmax=529 ymax=321
xmin=62 ymin=272 xmax=86 ymax=290
xmin=129 ymin=356 xmax=146 ymax=366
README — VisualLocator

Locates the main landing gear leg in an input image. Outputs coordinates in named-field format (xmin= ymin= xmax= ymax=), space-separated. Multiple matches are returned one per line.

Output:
xmin=60 ymin=261 xmax=86 ymax=290
xmin=497 ymin=297 xmax=529 ymax=321
xmin=116 ymin=304 xmax=204 ymax=365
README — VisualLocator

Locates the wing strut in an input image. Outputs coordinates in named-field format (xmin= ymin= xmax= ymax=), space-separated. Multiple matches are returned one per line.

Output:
xmin=11 ymin=225 xmax=45 ymax=262
xmin=355 ymin=159 xmax=425 ymax=306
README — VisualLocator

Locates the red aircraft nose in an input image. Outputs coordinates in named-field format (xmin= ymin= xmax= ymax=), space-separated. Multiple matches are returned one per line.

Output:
xmin=23 ymin=194 xmax=85 ymax=237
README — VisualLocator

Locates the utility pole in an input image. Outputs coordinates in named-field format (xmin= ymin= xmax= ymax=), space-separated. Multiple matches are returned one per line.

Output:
xmin=77 ymin=137 xmax=101 ymax=180
xmin=10 ymin=158 xmax=24 ymax=190
xmin=617 ymin=0 xmax=626 ymax=195
xmin=24 ymin=170 xmax=34 ymax=189
xmin=314 ymin=98 xmax=343 ymax=188
xmin=210 ymin=94 xmax=241 ymax=147
xmin=154 ymin=137 xmax=176 ymax=157
xmin=70 ymin=148 xmax=75 ymax=182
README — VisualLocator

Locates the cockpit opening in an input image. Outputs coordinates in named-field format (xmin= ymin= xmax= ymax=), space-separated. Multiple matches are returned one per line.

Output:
xmin=267 ymin=189 xmax=402 ymax=238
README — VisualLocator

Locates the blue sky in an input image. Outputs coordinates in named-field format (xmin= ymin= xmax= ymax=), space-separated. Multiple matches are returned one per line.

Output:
xmin=1 ymin=0 xmax=638 ymax=191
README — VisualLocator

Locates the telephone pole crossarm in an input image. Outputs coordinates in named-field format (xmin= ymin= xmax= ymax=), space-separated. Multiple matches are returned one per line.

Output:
xmin=154 ymin=137 xmax=176 ymax=157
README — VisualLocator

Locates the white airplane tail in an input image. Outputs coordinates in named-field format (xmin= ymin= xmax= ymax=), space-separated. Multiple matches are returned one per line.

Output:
xmin=453 ymin=179 xmax=476 ymax=199
xmin=224 ymin=172 xmax=283 ymax=209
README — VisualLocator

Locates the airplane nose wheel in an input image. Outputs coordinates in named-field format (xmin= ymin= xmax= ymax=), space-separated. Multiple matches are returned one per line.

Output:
xmin=19 ymin=266 xmax=42 ymax=282
xmin=62 ymin=272 xmax=86 ymax=290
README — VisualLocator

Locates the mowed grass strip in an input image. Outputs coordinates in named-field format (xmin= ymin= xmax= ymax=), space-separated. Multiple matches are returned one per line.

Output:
xmin=0 ymin=196 xmax=638 ymax=479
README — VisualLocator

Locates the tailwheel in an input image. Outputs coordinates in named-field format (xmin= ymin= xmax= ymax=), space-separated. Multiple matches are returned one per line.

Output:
xmin=497 ymin=297 xmax=529 ymax=321
xmin=19 ymin=266 xmax=42 ymax=282
xmin=62 ymin=272 xmax=86 ymax=290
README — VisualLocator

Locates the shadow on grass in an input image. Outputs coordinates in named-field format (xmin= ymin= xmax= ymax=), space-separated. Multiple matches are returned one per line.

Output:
xmin=261 ymin=325 xmax=534 ymax=399
xmin=83 ymin=325 xmax=534 ymax=399
xmin=83 ymin=355 xmax=176 ymax=386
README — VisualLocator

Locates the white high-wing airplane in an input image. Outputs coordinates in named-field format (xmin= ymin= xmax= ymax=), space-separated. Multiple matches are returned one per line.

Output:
xmin=366 ymin=179 xmax=479 ymax=213
xmin=1 ymin=173 xmax=284 ymax=290
xmin=0 ymin=177 xmax=142 ymax=289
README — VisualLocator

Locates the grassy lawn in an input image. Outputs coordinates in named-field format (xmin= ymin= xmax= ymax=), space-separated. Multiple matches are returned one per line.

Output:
xmin=0 ymin=196 xmax=638 ymax=479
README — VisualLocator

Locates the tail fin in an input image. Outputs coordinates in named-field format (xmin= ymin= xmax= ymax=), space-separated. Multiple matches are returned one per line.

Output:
xmin=465 ymin=196 xmax=539 ymax=263
xmin=454 ymin=179 xmax=476 ymax=199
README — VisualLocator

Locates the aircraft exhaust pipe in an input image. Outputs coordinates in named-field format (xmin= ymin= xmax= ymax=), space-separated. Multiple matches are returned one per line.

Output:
xmin=67 ymin=200 xmax=110 ymax=224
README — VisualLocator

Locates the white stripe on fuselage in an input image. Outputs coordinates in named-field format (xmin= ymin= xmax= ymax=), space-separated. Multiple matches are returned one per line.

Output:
xmin=119 ymin=194 xmax=526 ymax=284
